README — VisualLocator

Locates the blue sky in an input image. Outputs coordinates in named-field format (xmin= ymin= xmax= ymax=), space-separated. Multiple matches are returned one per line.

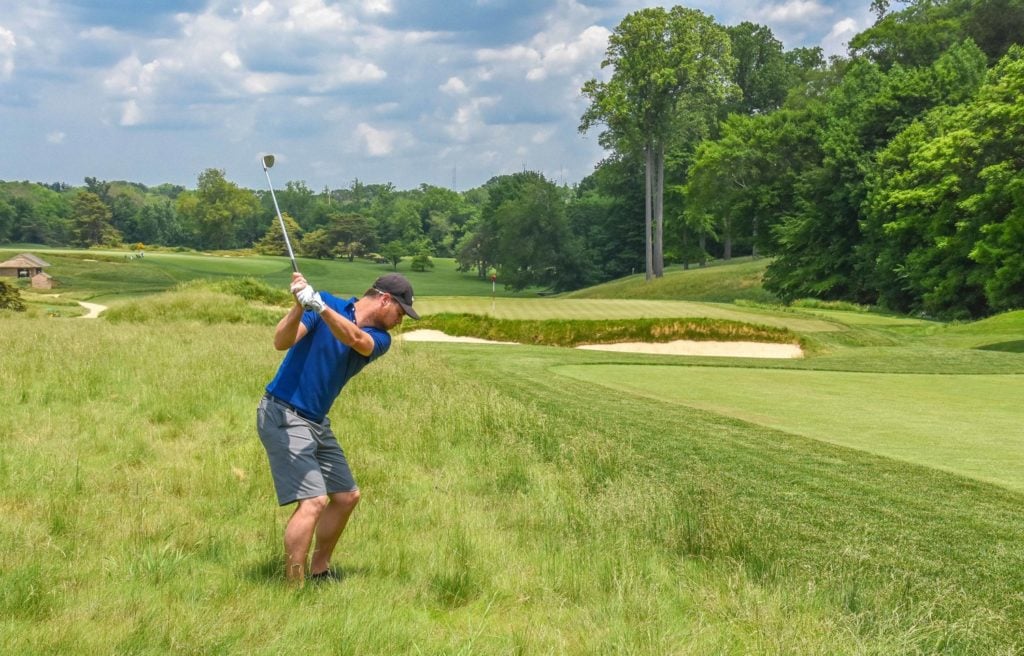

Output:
xmin=0 ymin=1 xmax=873 ymax=192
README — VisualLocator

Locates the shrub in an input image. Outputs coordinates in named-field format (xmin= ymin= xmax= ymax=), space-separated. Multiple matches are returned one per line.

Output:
xmin=0 ymin=280 xmax=25 ymax=311
xmin=411 ymin=252 xmax=434 ymax=272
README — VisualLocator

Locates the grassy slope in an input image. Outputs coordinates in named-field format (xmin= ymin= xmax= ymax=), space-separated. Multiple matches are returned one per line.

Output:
xmin=563 ymin=257 xmax=779 ymax=303
xmin=1 ymin=320 xmax=1021 ymax=653
xmin=0 ymin=247 xmax=524 ymax=302
xmin=554 ymin=364 xmax=1024 ymax=491
xmin=4 ymin=255 xmax=1024 ymax=652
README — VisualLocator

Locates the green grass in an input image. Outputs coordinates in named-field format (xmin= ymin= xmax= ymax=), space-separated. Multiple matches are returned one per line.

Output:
xmin=4 ymin=254 xmax=1024 ymax=653
xmin=563 ymin=257 xmax=780 ymax=303
xmin=418 ymin=296 xmax=838 ymax=332
xmin=2 ymin=316 xmax=1022 ymax=653
xmin=0 ymin=247 xmax=535 ymax=303
xmin=554 ymin=364 xmax=1024 ymax=491
xmin=416 ymin=313 xmax=797 ymax=347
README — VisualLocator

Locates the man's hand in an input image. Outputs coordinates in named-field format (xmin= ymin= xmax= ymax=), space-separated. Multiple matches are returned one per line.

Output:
xmin=296 ymin=286 xmax=326 ymax=314
xmin=289 ymin=275 xmax=308 ymax=296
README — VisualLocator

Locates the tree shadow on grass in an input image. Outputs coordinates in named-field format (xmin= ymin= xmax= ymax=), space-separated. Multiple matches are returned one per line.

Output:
xmin=975 ymin=340 xmax=1024 ymax=353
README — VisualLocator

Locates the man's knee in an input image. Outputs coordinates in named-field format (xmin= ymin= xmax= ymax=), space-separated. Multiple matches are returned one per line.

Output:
xmin=331 ymin=489 xmax=360 ymax=510
xmin=297 ymin=495 xmax=329 ymax=516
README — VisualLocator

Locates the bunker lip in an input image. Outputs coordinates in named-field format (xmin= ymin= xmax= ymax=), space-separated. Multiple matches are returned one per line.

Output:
xmin=398 ymin=330 xmax=803 ymax=359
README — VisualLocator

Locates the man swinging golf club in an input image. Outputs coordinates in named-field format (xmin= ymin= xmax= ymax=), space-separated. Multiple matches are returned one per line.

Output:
xmin=256 ymin=153 xmax=419 ymax=582
xmin=257 ymin=269 xmax=418 ymax=584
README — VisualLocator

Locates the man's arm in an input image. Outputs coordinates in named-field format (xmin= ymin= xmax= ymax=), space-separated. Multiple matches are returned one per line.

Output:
xmin=285 ymin=272 xmax=375 ymax=357
xmin=273 ymin=303 xmax=308 ymax=351
xmin=318 ymin=308 xmax=375 ymax=357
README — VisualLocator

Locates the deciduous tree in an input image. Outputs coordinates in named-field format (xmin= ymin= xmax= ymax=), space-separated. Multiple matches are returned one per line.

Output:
xmin=580 ymin=6 xmax=736 ymax=280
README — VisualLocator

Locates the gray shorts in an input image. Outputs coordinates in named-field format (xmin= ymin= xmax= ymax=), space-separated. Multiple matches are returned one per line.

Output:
xmin=256 ymin=395 xmax=358 ymax=506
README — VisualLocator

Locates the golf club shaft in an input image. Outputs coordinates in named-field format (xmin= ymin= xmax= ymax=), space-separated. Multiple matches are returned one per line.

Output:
xmin=262 ymin=166 xmax=299 ymax=273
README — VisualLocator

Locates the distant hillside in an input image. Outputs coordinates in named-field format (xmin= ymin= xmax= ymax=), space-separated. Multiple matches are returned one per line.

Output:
xmin=564 ymin=258 xmax=779 ymax=303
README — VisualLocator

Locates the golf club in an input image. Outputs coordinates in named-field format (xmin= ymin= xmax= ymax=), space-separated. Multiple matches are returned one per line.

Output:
xmin=261 ymin=154 xmax=299 ymax=273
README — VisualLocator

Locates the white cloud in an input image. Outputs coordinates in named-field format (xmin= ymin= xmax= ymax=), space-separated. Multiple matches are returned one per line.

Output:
xmin=120 ymin=99 xmax=143 ymax=126
xmin=478 ymin=24 xmax=609 ymax=82
xmin=447 ymin=96 xmax=499 ymax=142
xmin=821 ymin=17 xmax=860 ymax=58
xmin=440 ymin=76 xmax=468 ymax=95
xmin=283 ymin=0 xmax=356 ymax=33
xmin=755 ymin=1 xmax=833 ymax=24
xmin=221 ymin=51 xmax=242 ymax=70
xmin=477 ymin=44 xmax=540 ymax=65
xmin=242 ymin=72 xmax=285 ymax=94
xmin=355 ymin=122 xmax=397 ymax=156
xmin=0 ymin=24 xmax=16 ymax=79
xmin=531 ymin=127 xmax=555 ymax=144
xmin=310 ymin=57 xmax=386 ymax=91
xmin=46 ymin=131 xmax=65 ymax=144
xmin=246 ymin=1 xmax=274 ymax=19
xmin=361 ymin=0 xmax=393 ymax=14
xmin=103 ymin=55 xmax=177 ymax=97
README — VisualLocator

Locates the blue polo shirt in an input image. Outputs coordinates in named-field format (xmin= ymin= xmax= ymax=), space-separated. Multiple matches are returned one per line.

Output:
xmin=265 ymin=292 xmax=391 ymax=422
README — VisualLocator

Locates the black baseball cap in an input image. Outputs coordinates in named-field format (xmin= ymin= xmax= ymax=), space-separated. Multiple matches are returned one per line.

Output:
xmin=373 ymin=273 xmax=419 ymax=319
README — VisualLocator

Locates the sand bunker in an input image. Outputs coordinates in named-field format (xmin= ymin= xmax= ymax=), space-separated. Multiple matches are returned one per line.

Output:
xmin=399 ymin=329 xmax=518 ymax=345
xmin=400 ymin=330 xmax=802 ymax=358
xmin=576 ymin=340 xmax=802 ymax=359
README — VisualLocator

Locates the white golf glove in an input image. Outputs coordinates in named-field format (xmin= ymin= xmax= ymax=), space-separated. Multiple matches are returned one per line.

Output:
xmin=296 ymin=285 xmax=326 ymax=314
xmin=289 ymin=278 xmax=308 ymax=295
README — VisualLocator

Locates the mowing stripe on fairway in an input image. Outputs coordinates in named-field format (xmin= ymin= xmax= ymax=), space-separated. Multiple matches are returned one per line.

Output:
xmin=554 ymin=364 xmax=1024 ymax=493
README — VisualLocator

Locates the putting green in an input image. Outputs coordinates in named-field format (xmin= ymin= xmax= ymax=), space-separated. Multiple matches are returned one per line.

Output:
xmin=554 ymin=364 xmax=1024 ymax=492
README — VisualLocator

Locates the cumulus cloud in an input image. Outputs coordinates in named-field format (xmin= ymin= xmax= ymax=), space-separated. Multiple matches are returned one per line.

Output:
xmin=120 ymin=99 xmax=143 ymax=126
xmin=355 ymin=122 xmax=398 ymax=156
xmin=85 ymin=0 xmax=395 ymax=129
xmin=447 ymin=95 xmax=499 ymax=142
xmin=282 ymin=0 xmax=357 ymax=33
xmin=0 ymin=0 xmax=863 ymax=191
xmin=440 ymin=76 xmax=469 ymax=95
xmin=221 ymin=51 xmax=242 ymax=70
xmin=361 ymin=0 xmax=393 ymax=14
xmin=310 ymin=57 xmax=387 ymax=91
xmin=477 ymin=23 xmax=608 ymax=82
xmin=821 ymin=17 xmax=860 ymax=57
xmin=103 ymin=55 xmax=172 ymax=97
xmin=0 ymin=24 xmax=16 ymax=79
xmin=755 ymin=1 xmax=833 ymax=24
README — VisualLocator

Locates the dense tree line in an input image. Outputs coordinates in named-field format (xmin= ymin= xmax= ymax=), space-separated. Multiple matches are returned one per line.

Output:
xmin=0 ymin=168 xmax=587 ymax=291
xmin=579 ymin=0 xmax=1024 ymax=319
xmin=3 ymin=0 xmax=1023 ymax=312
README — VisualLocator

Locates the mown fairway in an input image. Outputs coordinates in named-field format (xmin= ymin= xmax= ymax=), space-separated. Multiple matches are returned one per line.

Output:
xmin=2 ymin=257 xmax=1024 ymax=654
xmin=0 ymin=247 xmax=520 ymax=303
xmin=555 ymin=365 xmax=1024 ymax=491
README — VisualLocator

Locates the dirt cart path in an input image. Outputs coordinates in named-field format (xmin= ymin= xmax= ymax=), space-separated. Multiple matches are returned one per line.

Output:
xmin=77 ymin=301 xmax=108 ymax=319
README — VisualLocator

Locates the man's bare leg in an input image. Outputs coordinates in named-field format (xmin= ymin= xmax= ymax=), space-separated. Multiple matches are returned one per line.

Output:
xmin=310 ymin=490 xmax=361 ymax=576
xmin=283 ymin=496 xmax=328 ymax=583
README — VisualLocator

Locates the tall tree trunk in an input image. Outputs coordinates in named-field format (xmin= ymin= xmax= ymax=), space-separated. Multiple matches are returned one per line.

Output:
xmin=654 ymin=142 xmax=665 ymax=278
xmin=751 ymin=215 xmax=758 ymax=259
xmin=722 ymin=215 xmax=732 ymax=260
xmin=644 ymin=144 xmax=653 ymax=281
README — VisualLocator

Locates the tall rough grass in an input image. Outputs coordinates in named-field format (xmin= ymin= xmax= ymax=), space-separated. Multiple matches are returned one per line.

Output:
xmin=2 ymin=301 xmax=1022 ymax=653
